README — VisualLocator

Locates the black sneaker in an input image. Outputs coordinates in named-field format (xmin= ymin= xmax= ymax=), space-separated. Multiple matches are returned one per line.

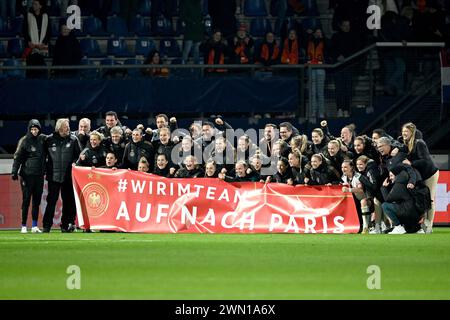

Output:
xmin=43 ymin=228 xmax=51 ymax=233
xmin=68 ymin=223 xmax=76 ymax=233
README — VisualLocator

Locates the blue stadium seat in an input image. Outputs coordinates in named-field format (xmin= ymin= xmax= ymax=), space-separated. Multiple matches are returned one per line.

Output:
xmin=244 ymin=0 xmax=268 ymax=17
xmin=47 ymin=0 xmax=61 ymax=16
xmin=152 ymin=15 xmax=174 ymax=36
xmin=83 ymin=16 xmax=107 ymax=36
xmin=301 ymin=18 xmax=321 ymax=32
xmin=80 ymin=38 xmax=104 ymax=57
xmin=135 ymin=38 xmax=156 ymax=57
xmin=159 ymin=38 xmax=181 ymax=58
xmin=101 ymin=58 xmax=124 ymax=78
xmin=107 ymin=15 xmax=129 ymax=37
xmin=107 ymin=37 xmax=132 ymax=57
xmin=10 ymin=17 xmax=24 ymax=36
xmin=124 ymin=58 xmax=144 ymax=78
xmin=79 ymin=58 xmax=98 ymax=79
xmin=138 ymin=0 xmax=152 ymax=16
xmin=250 ymin=18 xmax=273 ymax=37
xmin=7 ymin=38 xmax=25 ymax=58
xmin=130 ymin=15 xmax=150 ymax=36
xmin=3 ymin=58 xmax=25 ymax=79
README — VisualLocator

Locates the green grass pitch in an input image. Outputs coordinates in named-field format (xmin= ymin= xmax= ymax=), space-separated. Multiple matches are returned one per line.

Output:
xmin=1 ymin=229 xmax=450 ymax=300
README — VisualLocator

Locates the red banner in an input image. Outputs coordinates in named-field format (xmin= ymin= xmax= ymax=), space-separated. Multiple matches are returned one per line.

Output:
xmin=72 ymin=167 xmax=361 ymax=234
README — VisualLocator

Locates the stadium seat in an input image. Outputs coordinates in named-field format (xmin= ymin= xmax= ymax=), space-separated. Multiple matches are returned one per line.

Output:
xmin=175 ymin=19 xmax=185 ymax=36
xmin=124 ymin=58 xmax=144 ymax=78
xmin=138 ymin=0 xmax=152 ymax=16
xmin=301 ymin=18 xmax=321 ymax=32
xmin=107 ymin=37 xmax=133 ymax=57
xmin=152 ymin=15 xmax=174 ymax=36
xmin=250 ymin=18 xmax=273 ymax=37
xmin=244 ymin=0 xmax=267 ymax=16
xmin=0 ymin=17 xmax=8 ymax=36
xmin=130 ymin=15 xmax=150 ymax=36
xmin=7 ymin=38 xmax=25 ymax=58
xmin=0 ymin=41 xmax=8 ymax=58
xmin=202 ymin=0 xmax=209 ymax=16
xmin=10 ymin=17 xmax=24 ymax=36
xmin=3 ymin=58 xmax=25 ymax=79
xmin=79 ymin=58 xmax=98 ymax=79
xmin=107 ymin=15 xmax=129 ymax=37
xmin=83 ymin=16 xmax=107 ymax=36
xmin=135 ymin=38 xmax=156 ymax=57
xmin=80 ymin=38 xmax=104 ymax=57
xmin=159 ymin=38 xmax=181 ymax=58
xmin=46 ymin=0 xmax=61 ymax=16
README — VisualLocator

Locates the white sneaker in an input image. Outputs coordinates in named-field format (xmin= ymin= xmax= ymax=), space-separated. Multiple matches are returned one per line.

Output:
xmin=337 ymin=109 xmax=343 ymax=117
xmin=381 ymin=221 xmax=389 ymax=233
xmin=21 ymin=226 xmax=27 ymax=234
xmin=424 ymin=219 xmax=433 ymax=234
xmin=31 ymin=226 xmax=42 ymax=233
xmin=388 ymin=225 xmax=406 ymax=234
xmin=369 ymin=224 xmax=381 ymax=234
xmin=416 ymin=228 xmax=425 ymax=234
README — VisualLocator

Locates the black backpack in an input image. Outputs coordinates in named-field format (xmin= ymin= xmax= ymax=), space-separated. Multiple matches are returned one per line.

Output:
xmin=410 ymin=184 xmax=432 ymax=215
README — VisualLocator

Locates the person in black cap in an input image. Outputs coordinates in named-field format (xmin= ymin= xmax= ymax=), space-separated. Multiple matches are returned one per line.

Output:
xmin=11 ymin=119 xmax=47 ymax=234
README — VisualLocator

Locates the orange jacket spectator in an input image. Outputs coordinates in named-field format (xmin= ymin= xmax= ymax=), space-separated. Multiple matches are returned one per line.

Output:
xmin=259 ymin=32 xmax=280 ymax=66
xmin=281 ymin=29 xmax=299 ymax=64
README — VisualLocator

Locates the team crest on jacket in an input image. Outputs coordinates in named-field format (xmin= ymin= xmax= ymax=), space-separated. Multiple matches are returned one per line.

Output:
xmin=82 ymin=182 xmax=109 ymax=218
xmin=31 ymin=146 xmax=36 ymax=152
xmin=66 ymin=143 xmax=71 ymax=148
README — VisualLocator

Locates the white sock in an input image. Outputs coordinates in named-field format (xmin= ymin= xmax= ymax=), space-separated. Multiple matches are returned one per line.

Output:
xmin=362 ymin=215 xmax=370 ymax=229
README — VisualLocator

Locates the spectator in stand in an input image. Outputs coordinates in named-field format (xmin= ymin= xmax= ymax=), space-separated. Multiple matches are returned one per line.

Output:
xmin=72 ymin=118 xmax=91 ymax=149
xmin=52 ymin=24 xmax=82 ymax=78
xmin=400 ymin=122 xmax=439 ymax=233
xmin=142 ymin=50 xmax=170 ymax=78
xmin=11 ymin=119 xmax=47 ymax=234
xmin=331 ymin=19 xmax=360 ymax=118
xmin=151 ymin=0 xmax=175 ymax=34
xmin=43 ymin=118 xmax=81 ymax=233
xmin=257 ymin=31 xmax=281 ymax=67
xmin=201 ymin=30 xmax=230 ymax=73
xmin=96 ymin=111 xmax=131 ymax=139
xmin=23 ymin=0 xmax=51 ymax=79
xmin=208 ymin=0 xmax=237 ymax=40
xmin=307 ymin=28 xmax=328 ymax=120
xmin=281 ymin=29 xmax=301 ymax=65
xmin=76 ymin=131 xmax=107 ymax=167
xmin=122 ymin=128 xmax=155 ymax=171
xmin=181 ymin=0 xmax=203 ymax=64
xmin=330 ymin=0 xmax=369 ymax=45
xmin=230 ymin=24 xmax=254 ymax=64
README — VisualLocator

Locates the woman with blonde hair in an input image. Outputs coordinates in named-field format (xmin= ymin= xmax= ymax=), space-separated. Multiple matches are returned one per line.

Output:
xmin=400 ymin=122 xmax=439 ymax=233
